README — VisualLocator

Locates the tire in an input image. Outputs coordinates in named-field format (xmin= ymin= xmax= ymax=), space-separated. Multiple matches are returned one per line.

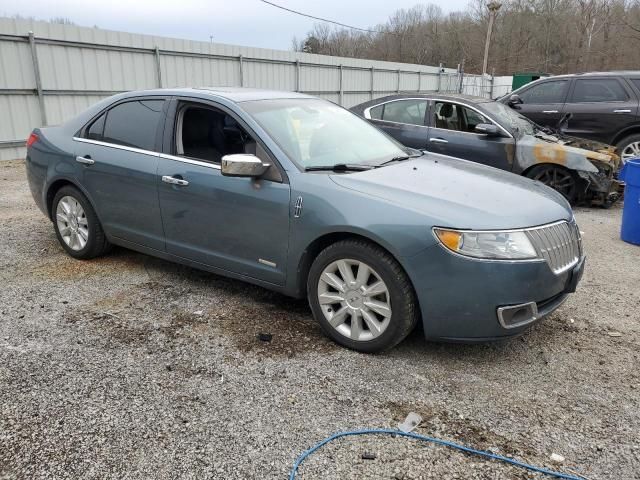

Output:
xmin=525 ymin=164 xmax=579 ymax=204
xmin=307 ymin=239 xmax=418 ymax=353
xmin=616 ymin=133 xmax=640 ymax=165
xmin=52 ymin=185 xmax=110 ymax=259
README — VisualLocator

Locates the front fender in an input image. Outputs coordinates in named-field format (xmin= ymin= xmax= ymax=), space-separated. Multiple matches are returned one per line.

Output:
xmin=516 ymin=136 xmax=599 ymax=173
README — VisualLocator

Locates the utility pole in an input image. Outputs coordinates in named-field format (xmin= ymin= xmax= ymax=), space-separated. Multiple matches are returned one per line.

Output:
xmin=482 ymin=1 xmax=502 ymax=76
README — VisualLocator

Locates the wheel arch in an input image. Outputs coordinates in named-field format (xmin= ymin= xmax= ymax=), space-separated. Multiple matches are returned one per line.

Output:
xmin=293 ymin=231 xmax=417 ymax=301
xmin=45 ymin=178 xmax=97 ymax=222
xmin=611 ymin=126 xmax=640 ymax=147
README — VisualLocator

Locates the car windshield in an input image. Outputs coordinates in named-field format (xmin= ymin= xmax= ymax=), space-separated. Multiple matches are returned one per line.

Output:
xmin=482 ymin=101 xmax=535 ymax=136
xmin=240 ymin=98 xmax=409 ymax=169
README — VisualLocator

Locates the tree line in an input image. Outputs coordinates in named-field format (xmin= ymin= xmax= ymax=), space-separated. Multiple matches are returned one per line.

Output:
xmin=292 ymin=0 xmax=640 ymax=75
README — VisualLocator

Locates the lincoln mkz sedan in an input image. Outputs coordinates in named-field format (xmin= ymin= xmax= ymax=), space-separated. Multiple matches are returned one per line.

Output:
xmin=26 ymin=88 xmax=585 ymax=352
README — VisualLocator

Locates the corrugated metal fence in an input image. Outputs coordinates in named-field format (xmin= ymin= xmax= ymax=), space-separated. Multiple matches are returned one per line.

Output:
xmin=0 ymin=17 xmax=511 ymax=160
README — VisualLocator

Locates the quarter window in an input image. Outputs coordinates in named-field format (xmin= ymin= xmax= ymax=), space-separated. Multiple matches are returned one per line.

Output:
xmin=571 ymin=79 xmax=628 ymax=103
xmin=378 ymin=99 xmax=427 ymax=126
xmin=519 ymin=80 xmax=568 ymax=104
xmin=101 ymin=100 xmax=165 ymax=151
xmin=86 ymin=114 xmax=105 ymax=141
xmin=368 ymin=104 xmax=383 ymax=120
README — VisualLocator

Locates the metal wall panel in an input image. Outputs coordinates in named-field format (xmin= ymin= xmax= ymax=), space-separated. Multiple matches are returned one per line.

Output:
xmin=161 ymin=55 xmax=239 ymax=88
xmin=0 ymin=40 xmax=35 ymax=89
xmin=0 ymin=95 xmax=41 ymax=142
xmin=0 ymin=17 xmax=510 ymax=160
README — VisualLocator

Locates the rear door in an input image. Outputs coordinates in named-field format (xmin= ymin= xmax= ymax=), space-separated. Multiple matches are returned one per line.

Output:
xmin=562 ymin=77 xmax=639 ymax=144
xmin=425 ymin=100 xmax=515 ymax=171
xmin=516 ymin=79 xmax=570 ymax=128
xmin=74 ymin=97 xmax=167 ymax=250
xmin=365 ymin=98 xmax=429 ymax=149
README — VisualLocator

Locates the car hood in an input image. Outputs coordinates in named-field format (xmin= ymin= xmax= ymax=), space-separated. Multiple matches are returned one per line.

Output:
xmin=329 ymin=155 xmax=572 ymax=230
xmin=516 ymin=133 xmax=620 ymax=173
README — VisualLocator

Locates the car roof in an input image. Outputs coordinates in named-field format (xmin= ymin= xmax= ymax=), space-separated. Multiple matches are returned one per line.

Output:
xmin=537 ymin=71 xmax=640 ymax=79
xmin=352 ymin=93 xmax=491 ymax=110
xmin=118 ymin=87 xmax=315 ymax=103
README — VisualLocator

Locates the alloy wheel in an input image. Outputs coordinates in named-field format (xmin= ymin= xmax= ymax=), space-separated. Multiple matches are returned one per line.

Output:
xmin=621 ymin=141 xmax=640 ymax=164
xmin=317 ymin=259 xmax=392 ymax=342
xmin=531 ymin=166 xmax=577 ymax=202
xmin=56 ymin=196 xmax=89 ymax=251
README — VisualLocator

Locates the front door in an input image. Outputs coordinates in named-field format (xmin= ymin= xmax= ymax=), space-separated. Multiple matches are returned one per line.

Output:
xmin=515 ymin=79 xmax=570 ymax=128
xmin=425 ymin=101 xmax=515 ymax=171
xmin=157 ymin=101 xmax=291 ymax=285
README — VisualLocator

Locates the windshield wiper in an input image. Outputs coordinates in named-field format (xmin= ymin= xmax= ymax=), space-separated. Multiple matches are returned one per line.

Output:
xmin=305 ymin=163 xmax=373 ymax=172
xmin=379 ymin=153 xmax=422 ymax=166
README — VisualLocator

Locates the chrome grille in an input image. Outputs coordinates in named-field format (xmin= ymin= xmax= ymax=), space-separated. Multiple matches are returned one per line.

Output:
xmin=526 ymin=221 xmax=582 ymax=274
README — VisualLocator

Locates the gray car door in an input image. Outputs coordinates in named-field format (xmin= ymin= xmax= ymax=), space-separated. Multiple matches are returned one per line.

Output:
xmin=515 ymin=79 xmax=570 ymax=128
xmin=74 ymin=98 xmax=167 ymax=250
xmin=425 ymin=101 xmax=515 ymax=171
xmin=157 ymin=100 xmax=290 ymax=286
xmin=365 ymin=98 xmax=429 ymax=149
xmin=562 ymin=77 xmax=639 ymax=144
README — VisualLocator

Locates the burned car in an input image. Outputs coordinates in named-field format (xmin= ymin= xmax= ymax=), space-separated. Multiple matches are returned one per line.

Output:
xmin=351 ymin=94 xmax=622 ymax=205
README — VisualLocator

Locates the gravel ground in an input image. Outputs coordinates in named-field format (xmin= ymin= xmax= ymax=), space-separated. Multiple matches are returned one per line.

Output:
xmin=0 ymin=159 xmax=639 ymax=479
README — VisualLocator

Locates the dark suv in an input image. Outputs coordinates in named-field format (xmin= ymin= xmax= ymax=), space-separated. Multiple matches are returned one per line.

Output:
xmin=501 ymin=72 xmax=640 ymax=163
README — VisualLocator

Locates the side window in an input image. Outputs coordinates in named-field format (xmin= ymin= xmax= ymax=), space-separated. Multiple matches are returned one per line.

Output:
xmin=380 ymin=99 xmax=427 ymax=126
xmin=571 ymin=79 xmax=628 ymax=103
xmin=85 ymin=113 xmax=105 ymax=141
xmin=102 ymin=100 xmax=165 ymax=151
xmin=177 ymin=104 xmax=261 ymax=164
xmin=461 ymin=107 xmax=488 ymax=132
xmin=434 ymin=102 xmax=460 ymax=131
xmin=631 ymin=79 xmax=640 ymax=93
xmin=519 ymin=80 xmax=568 ymax=104
xmin=368 ymin=104 xmax=383 ymax=120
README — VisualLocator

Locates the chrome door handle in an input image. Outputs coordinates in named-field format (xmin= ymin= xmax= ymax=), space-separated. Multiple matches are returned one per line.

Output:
xmin=429 ymin=138 xmax=448 ymax=144
xmin=162 ymin=175 xmax=189 ymax=186
xmin=76 ymin=155 xmax=94 ymax=165
xmin=542 ymin=110 xmax=558 ymax=114
xmin=613 ymin=109 xmax=631 ymax=113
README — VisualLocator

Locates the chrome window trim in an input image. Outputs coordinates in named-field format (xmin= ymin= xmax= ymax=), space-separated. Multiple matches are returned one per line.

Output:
xmin=363 ymin=98 xmax=429 ymax=128
xmin=73 ymin=137 xmax=222 ymax=170
xmin=73 ymin=137 xmax=159 ymax=157
xmin=159 ymin=153 xmax=221 ymax=170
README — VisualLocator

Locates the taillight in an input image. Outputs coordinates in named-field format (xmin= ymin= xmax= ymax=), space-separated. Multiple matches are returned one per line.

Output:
xmin=26 ymin=132 xmax=39 ymax=148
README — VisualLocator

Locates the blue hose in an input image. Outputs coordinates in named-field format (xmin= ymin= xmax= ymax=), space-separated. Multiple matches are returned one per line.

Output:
xmin=289 ymin=428 xmax=585 ymax=480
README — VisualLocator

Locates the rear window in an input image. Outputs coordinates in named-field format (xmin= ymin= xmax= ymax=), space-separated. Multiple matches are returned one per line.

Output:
xmin=100 ymin=100 xmax=165 ymax=151
xmin=571 ymin=79 xmax=628 ymax=103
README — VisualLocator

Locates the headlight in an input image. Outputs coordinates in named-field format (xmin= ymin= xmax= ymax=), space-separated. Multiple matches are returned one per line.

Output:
xmin=433 ymin=228 xmax=538 ymax=260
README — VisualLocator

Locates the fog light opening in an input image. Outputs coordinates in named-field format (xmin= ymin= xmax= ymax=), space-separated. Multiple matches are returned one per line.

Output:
xmin=497 ymin=302 xmax=538 ymax=329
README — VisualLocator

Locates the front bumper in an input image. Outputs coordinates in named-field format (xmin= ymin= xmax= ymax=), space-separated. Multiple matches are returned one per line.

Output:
xmin=402 ymin=244 xmax=585 ymax=342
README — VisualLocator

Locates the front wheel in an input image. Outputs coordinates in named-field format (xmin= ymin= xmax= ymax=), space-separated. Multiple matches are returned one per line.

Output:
xmin=525 ymin=164 xmax=579 ymax=204
xmin=307 ymin=239 xmax=418 ymax=353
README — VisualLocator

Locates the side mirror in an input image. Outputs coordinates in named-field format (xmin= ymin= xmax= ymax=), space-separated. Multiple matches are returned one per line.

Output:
xmin=221 ymin=154 xmax=270 ymax=178
xmin=474 ymin=123 xmax=500 ymax=136
xmin=507 ymin=94 xmax=523 ymax=109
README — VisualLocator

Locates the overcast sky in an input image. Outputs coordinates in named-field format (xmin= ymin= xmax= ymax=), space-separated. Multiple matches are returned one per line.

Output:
xmin=0 ymin=0 xmax=469 ymax=50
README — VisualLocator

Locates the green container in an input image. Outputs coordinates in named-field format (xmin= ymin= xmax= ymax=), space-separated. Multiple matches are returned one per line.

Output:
xmin=512 ymin=72 xmax=549 ymax=90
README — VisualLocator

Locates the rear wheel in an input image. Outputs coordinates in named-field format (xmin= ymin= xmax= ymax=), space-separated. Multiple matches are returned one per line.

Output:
xmin=616 ymin=134 xmax=640 ymax=166
xmin=307 ymin=239 xmax=418 ymax=353
xmin=52 ymin=186 xmax=110 ymax=259
xmin=526 ymin=164 xmax=579 ymax=204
